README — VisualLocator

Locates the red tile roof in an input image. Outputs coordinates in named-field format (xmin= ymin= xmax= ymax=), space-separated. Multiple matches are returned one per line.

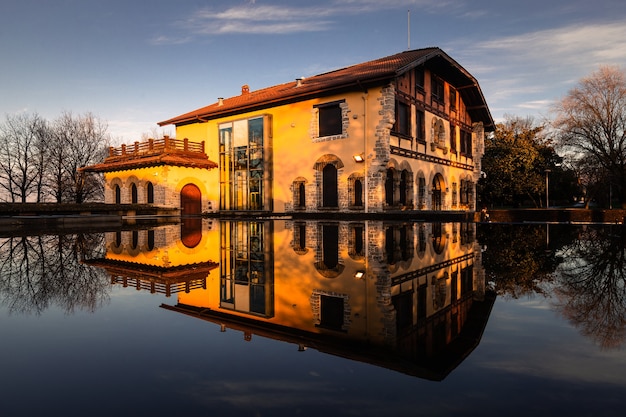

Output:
xmin=159 ymin=47 xmax=494 ymax=130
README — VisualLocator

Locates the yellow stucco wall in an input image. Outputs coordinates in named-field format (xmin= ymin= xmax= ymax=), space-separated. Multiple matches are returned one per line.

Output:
xmin=104 ymin=164 xmax=213 ymax=210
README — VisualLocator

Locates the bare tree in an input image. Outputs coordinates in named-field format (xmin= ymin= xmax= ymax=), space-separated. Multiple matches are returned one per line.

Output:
xmin=48 ymin=112 xmax=110 ymax=203
xmin=553 ymin=65 xmax=626 ymax=207
xmin=0 ymin=113 xmax=49 ymax=202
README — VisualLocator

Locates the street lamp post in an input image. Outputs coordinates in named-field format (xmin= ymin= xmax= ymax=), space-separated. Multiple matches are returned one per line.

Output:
xmin=545 ymin=169 xmax=551 ymax=208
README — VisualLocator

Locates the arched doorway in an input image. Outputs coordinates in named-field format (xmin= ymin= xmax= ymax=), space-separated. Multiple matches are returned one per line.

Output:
xmin=181 ymin=183 xmax=202 ymax=215
xmin=180 ymin=183 xmax=202 ymax=248
xmin=432 ymin=174 xmax=444 ymax=210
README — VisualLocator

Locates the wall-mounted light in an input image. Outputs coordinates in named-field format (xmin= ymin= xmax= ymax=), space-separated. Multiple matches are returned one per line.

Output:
xmin=354 ymin=270 xmax=365 ymax=279
xmin=353 ymin=154 xmax=365 ymax=163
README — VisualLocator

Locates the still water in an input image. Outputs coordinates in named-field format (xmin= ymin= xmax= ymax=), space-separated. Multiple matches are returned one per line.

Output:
xmin=1 ymin=219 xmax=625 ymax=416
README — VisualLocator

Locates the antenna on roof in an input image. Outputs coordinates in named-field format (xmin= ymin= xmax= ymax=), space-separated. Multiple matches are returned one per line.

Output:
xmin=407 ymin=9 xmax=410 ymax=50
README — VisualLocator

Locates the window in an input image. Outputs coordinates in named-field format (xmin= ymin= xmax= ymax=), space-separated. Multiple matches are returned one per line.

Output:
xmin=322 ymin=224 xmax=339 ymax=270
xmin=293 ymin=179 xmax=306 ymax=210
xmin=293 ymin=222 xmax=307 ymax=255
xmin=316 ymin=101 xmax=343 ymax=137
xmin=452 ymin=182 xmax=458 ymax=207
xmin=393 ymin=100 xmax=411 ymax=137
xmin=449 ymin=88 xmax=457 ymax=111
xmin=418 ymin=176 xmax=426 ymax=209
xmin=450 ymin=124 xmax=457 ymax=152
xmin=418 ymin=223 xmax=426 ymax=254
xmin=147 ymin=230 xmax=155 ymax=251
xmin=146 ymin=182 xmax=154 ymax=204
xmin=460 ymin=180 xmax=473 ymax=205
xmin=432 ymin=223 xmax=446 ymax=254
xmin=130 ymin=183 xmax=138 ymax=204
xmin=385 ymin=168 xmax=395 ymax=207
xmin=415 ymin=66 xmax=425 ymax=91
xmin=399 ymin=169 xmax=412 ymax=207
xmin=460 ymin=180 xmax=467 ymax=204
xmin=348 ymin=223 xmax=365 ymax=259
xmin=348 ymin=174 xmax=364 ymax=209
xmin=460 ymin=129 xmax=472 ymax=156
xmin=416 ymin=110 xmax=426 ymax=143
xmin=432 ymin=77 xmax=444 ymax=102
xmin=219 ymin=116 xmax=270 ymax=210
xmin=385 ymin=225 xmax=413 ymax=264
xmin=114 ymin=184 xmax=121 ymax=204
xmin=319 ymin=295 xmax=344 ymax=331
xmin=322 ymin=164 xmax=338 ymax=208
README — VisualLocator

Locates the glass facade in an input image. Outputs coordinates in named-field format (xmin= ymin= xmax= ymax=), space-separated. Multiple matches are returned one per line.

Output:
xmin=219 ymin=116 xmax=271 ymax=211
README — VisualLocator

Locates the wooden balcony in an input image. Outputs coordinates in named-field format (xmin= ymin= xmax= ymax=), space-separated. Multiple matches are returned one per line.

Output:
xmin=106 ymin=136 xmax=206 ymax=161
xmin=83 ymin=136 xmax=217 ymax=173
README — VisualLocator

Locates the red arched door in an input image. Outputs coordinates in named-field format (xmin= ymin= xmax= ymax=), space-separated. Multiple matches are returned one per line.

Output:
xmin=181 ymin=184 xmax=202 ymax=215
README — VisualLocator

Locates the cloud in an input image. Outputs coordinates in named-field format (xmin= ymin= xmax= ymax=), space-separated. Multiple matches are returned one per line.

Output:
xmin=174 ymin=1 xmax=459 ymax=38
xmin=474 ymin=20 xmax=626 ymax=75
xmin=149 ymin=35 xmax=193 ymax=46
xmin=183 ymin=4 xmax=335 ymax=36
xmin=454 ymin=18 xmax=626 ymax=118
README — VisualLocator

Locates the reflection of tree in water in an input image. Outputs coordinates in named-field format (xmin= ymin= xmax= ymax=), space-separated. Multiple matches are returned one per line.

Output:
xmin=478 ymin=224 xmax=573 ymax=298
xmin=554 ymin=225 xmax=626 ymax=349
xmin=0 ymin=233 xmax=109 ymax=314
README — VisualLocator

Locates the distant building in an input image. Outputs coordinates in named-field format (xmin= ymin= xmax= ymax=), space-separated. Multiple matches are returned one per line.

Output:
xmin=83 ymin=47 xmax=494 ymax=215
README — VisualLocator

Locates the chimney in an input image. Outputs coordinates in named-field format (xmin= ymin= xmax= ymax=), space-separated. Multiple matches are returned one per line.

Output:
xmin=241 ymin=84 xmax=250 ymax=94
xmin=217 ymin=97 xmax=224 ymax=106
xmin=296 ymin=77 xmax=303 ymax=87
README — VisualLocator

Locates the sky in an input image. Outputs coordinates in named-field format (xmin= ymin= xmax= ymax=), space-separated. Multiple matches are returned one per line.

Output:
xmin=2 ymin=0 xmax=626 ymax=144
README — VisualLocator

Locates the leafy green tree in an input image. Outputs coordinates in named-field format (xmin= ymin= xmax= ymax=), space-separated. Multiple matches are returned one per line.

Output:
xmin=479 ymin=115 xmax=556 ymax=207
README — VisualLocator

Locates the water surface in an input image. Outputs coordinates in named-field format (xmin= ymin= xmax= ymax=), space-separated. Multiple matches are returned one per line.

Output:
xmin=1 ymin=220 xmax=625 ymax=416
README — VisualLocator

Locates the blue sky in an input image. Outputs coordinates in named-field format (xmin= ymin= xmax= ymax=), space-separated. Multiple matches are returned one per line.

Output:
xmin=2 ymin=0 xmax=626 ymax=143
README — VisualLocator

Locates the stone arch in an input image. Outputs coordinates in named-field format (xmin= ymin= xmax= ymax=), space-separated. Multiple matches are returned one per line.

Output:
xmin=348 ymin=172 xmax=364 ymax=208
xmin=292 ymin=176 xmax=308 ymax=210
xmin=314 ymin=154 xmax=343 ymax=209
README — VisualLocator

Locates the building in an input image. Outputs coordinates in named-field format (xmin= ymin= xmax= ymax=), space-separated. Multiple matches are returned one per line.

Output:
xmin=84 ymin=47 xmax=494 ymax=215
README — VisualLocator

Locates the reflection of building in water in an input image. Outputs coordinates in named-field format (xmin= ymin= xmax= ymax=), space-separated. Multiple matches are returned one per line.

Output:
xmin=219 ymin=221 xmax=274 ymax=317
xmin=160 ymin=220 xmax=495 ymax=380
xmin=84 ymin=220 xmax=219 ymax=297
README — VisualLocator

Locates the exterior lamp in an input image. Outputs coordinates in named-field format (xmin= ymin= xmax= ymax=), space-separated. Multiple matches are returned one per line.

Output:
xmin=353 ymin=154 xmax=365 ymax=163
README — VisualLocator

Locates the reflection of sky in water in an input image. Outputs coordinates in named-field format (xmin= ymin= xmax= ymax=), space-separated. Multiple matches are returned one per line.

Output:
xmin=1 ymin=223 xmax=626 ymax=416
xmin=3 ymin=289 xmax=624 ymax=416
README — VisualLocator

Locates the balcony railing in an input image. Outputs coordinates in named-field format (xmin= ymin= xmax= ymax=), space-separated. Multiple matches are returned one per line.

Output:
xmin=106 ymin=136 xmax=206 ymax=160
